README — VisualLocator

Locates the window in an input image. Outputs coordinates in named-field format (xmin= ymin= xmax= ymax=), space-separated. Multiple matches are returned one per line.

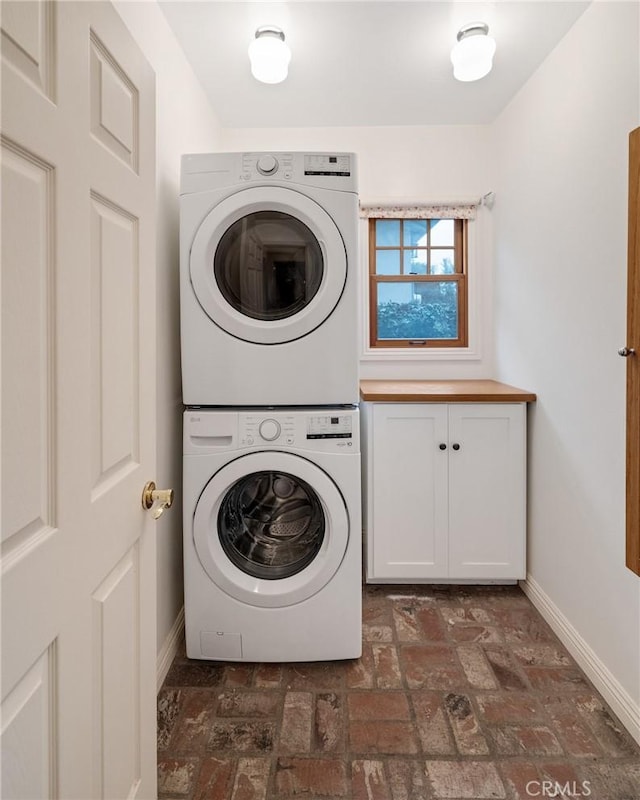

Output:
xmin=368 ymin=217 xmax=468 ymax=348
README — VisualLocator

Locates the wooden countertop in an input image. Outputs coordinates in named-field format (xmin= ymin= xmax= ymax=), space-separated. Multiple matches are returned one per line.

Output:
xmin=360 ymin=379 xmax=537 ymax=403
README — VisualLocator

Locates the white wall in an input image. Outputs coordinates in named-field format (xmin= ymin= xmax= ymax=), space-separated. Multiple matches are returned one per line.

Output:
xmin=221 ymin=126 xmax=495 ymax=379
xmin=113 ymin=1 xmax=223 ymax=665
xmin=493 ymin=1 xmax=640 ymax=736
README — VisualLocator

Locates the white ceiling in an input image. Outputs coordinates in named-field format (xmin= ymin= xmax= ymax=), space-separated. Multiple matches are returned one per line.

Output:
xmin=158 ymin=1 xmax=590 ymax=128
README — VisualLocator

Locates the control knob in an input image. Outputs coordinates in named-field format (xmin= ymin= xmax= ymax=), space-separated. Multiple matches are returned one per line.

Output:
xmin=259 ymin=418 xmax=281 ymax=441
xmin=256 ymin=155 xmax=278 ymax=175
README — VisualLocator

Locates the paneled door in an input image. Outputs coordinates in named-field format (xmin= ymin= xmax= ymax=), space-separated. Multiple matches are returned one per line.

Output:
xmin=1 ymin=2 xmax=158 ymax=797
xmin=625 ymin=126 xmax=640 ymax=576
xmin=367 ymin=404 xmax=449 ymax=580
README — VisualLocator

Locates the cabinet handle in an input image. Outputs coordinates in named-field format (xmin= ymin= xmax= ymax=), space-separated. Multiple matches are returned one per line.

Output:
xmin=452 ymin=443 xmax=461 ymax=451
xmin=439 ymin=443 xmax=447 ymax=450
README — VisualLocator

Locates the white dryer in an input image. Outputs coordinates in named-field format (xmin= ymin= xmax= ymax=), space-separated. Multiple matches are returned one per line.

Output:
xmin=183 ymin=407 xmax=362 ymax=662
xmin=180 ymin=152 xmax=359 ymax=407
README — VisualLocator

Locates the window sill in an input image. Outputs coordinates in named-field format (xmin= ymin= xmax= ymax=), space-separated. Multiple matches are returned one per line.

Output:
xmin=360 ymin=345 xmax=482 ymax=362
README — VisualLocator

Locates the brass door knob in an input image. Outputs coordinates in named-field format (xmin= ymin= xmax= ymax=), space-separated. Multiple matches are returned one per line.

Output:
xmin=142 ymin=481 xmax=174 ymax=519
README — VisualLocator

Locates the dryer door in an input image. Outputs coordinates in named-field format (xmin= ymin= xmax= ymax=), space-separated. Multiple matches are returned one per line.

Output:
xmin=189 ymin=187 xmax=347 ymax=344
xmin=193 ymin=452 xmax=349 ymax=608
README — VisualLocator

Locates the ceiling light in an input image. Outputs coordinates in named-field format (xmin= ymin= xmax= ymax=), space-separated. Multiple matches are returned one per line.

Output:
xmin=248 ymin=26 xmax=291 ymax=84
xmin=450 ymin=22 xmax=496 ymax=82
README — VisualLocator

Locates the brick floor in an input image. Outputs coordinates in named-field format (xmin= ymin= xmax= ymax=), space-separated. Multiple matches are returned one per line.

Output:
xmin=158 ymin=584 xmax=640 ymax=799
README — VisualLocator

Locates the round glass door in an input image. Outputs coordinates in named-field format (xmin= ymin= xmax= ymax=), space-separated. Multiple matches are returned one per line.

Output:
xmin=189 ymin=187 xmax=347 ymax=344
xmin=193 ymin=452 xmax=349 ymax=608
xmin=214 ymin=212 xmax=324 ymax=322
xmin=218 ymin=470 xmax=325 ymax=580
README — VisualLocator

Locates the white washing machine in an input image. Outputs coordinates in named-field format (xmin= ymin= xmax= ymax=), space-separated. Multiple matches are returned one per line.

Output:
xmin=183 ymin=407 xmax=362 ymax=662
xmin=180 ymin=152 xmax=359 ymax=407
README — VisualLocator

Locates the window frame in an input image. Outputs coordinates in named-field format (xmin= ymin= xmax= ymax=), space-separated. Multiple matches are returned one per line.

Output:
xmin=368 ymin=217 xmax=469 ymax=349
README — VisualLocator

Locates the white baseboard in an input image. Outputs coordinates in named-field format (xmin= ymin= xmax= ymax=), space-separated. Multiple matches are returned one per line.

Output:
xmin=520 ymin=574 xmax=640 ymax=745
xmin=156 ymin=606 xmax=185 ymax=693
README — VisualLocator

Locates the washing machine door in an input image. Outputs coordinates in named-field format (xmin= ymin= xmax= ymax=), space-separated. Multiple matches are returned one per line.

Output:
xmin=193 ymin=451 xmax=349 ymax=608
xmin=189 ymin=187 xmax=347 ymax=344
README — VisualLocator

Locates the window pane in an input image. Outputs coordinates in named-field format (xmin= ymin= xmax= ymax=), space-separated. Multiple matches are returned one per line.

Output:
xmin=430 ymin=219 xmax=454 ymax=246
xmin=430 ymin=249 xmax=456 ymax=274
xmin=375 ymin=219 xmax=400 ymax=246
xmin=404 ymin=250 xmax=427 ymax=275
xmin=376 ymin=249 xmax=401 ymax=275
xmin=403 ymin=219 xmax=427 ymax=247
xmin=376 ymin=281 xmax=459 ymax=340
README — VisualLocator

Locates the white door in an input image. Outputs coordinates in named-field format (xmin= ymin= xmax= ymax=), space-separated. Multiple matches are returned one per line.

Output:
xmin=1 ymin=2 xmax=158 ymax=798
xmin=369 ymin=404 xmax=449 ymax=580
xmin=448 ymin=404 xmax=526 ymax=579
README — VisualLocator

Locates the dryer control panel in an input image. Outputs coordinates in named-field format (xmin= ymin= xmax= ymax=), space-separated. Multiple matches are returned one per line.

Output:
xmin=243 ymin=152 xmax=294 ymax=179
xmin=303 ymin=154 xmax=352 ymax=177
xmin=235 ymin=152 xmax=356 ymax=189
xmin=181 ymin=151 xmax=357 ymax=194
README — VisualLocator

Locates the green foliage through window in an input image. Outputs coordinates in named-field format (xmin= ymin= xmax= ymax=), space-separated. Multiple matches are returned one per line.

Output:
xmin=378 ymin=300 xmax=458 ymax=340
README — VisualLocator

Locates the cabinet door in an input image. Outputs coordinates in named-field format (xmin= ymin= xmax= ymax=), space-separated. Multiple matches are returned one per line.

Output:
xmin=448 ymin=404 xmax=526 ymax=579
xmin=369 ymin=404 xmax=449 ymax=579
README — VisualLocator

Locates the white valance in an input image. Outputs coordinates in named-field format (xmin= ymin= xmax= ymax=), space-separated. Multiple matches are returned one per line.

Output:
xmin=359 ymin=195 xmax=493 ymax=220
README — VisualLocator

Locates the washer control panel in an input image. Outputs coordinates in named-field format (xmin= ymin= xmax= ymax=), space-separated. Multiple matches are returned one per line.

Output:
xmin=258 ymin=418 xmax=281 ymax=441
xmin=240 ymin=414 xmax=296 ymax=447
xmin=307 ymin=414 xmax=352 ymax=439
xmin=237 ymin=410 xmax=358 ymax=451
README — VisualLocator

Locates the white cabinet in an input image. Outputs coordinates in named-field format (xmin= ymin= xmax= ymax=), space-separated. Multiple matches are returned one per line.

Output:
xmin=362 ymin=402 xmax=526 ymax=582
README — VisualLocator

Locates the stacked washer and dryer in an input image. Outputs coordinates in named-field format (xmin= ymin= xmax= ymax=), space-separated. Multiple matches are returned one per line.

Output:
xmin=180 ymin=152 xmax=362 ymax=662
